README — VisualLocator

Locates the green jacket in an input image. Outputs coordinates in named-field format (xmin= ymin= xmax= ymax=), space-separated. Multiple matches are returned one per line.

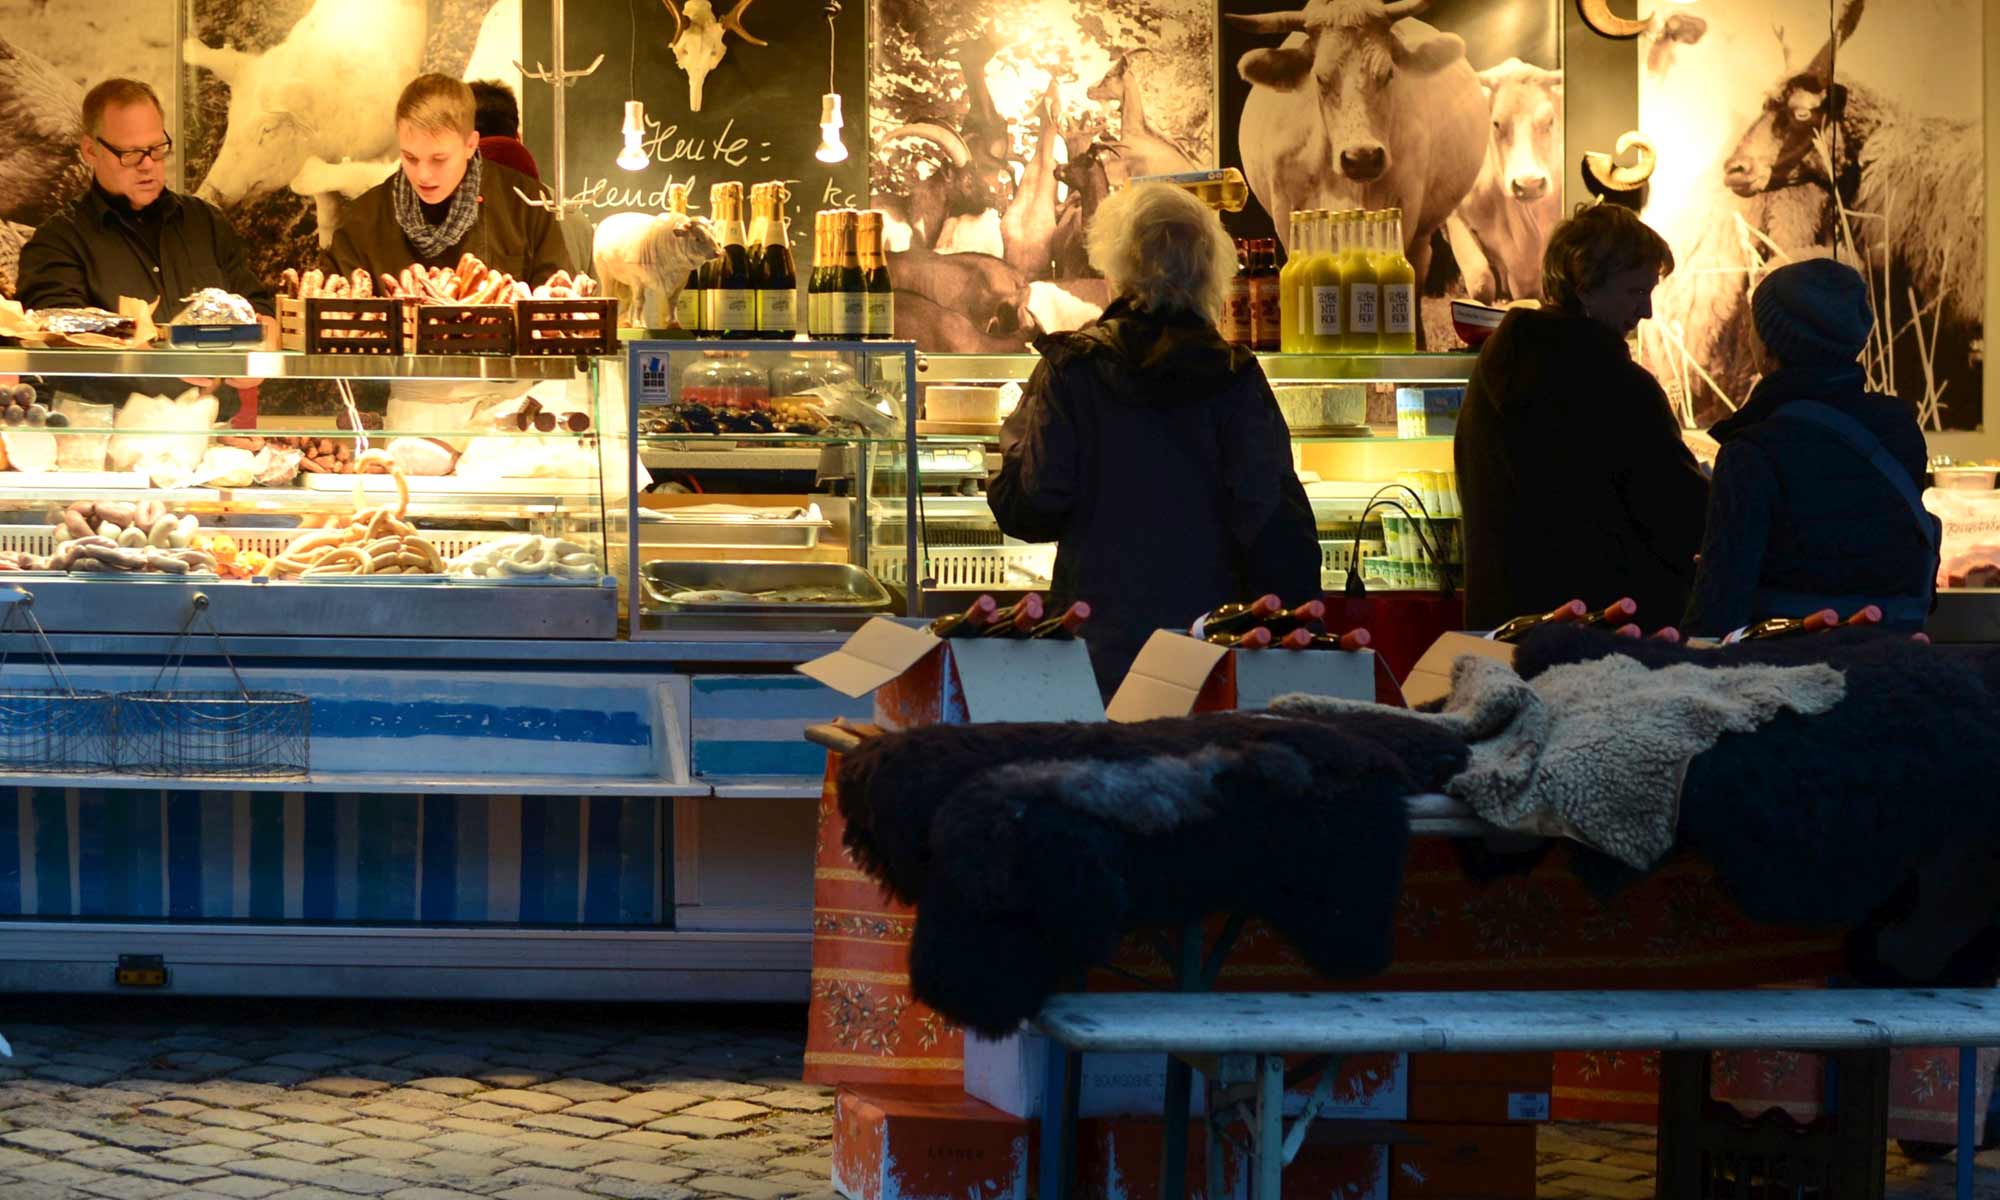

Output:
xmin=323 ymin=161 xmax=574 ymax=287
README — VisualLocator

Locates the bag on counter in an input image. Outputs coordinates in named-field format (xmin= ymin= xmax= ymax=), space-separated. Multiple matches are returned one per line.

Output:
xmin=107 ymin=387 xmax=217 ymax=482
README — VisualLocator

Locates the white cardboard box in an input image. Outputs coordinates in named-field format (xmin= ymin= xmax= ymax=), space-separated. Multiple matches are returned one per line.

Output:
xmin=964 ymin=1029 xmax=1208 ymax=1119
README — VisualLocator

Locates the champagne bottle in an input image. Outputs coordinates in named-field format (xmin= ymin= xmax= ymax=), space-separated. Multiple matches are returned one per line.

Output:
xmin=1208 ymin=626 xmax=1274 ymax=650
xmin=1488 ymin=599 xmax=1589 ymax=643
xmin=1259 ymin=598 xmax=1328 ymax=636
xmin=859 ymin=210 xmax=894 ymax=341
xmin=1340 ymin=210 xmax=1378 ymax=353
xmin=978 ymin=594 xmax=1046 ymax=638
xmin=1580 ymin=597 xmax=1639 ymax=629
xmin=807 ymin=210 xmax=829 ymax=339
xmin=1308 ymin=629 xmax=1373 ymax=651
xmin=697 ymin=183 xmax=732 ymax=337
xmin=1030 ymin=600 xmax=1092 ymax=640
xmin=835 ymin=209 xmax=867 ymax=340
xmin=755 ymin=183 xmax=798 ymax=338
xmin=1377 ymin=207 xmax=1417 ymax=353
xmin=928 ymin=595 xmax=999 ymax=639
xmin=1843 ymin=606 xmax=1883 ymax=627
xmin=745 ymin=183 xmax=770 ymax=282
xmin=1650 ymin=627 xmax=1683 ymax=644
xmin=1194 ymin=594 xmax=1283 ymax=639
xmin=1726 ymin=609 xmax=1840 ymax=644
xmin=670 ymin=183 xmax=702 ymax=333
xmin=1276 ymin=627 xmax=1316 ymax=650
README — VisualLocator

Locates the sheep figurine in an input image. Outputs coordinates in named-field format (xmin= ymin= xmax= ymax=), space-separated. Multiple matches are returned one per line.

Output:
xmin=592 ymin=211 xmax=720 ymax=329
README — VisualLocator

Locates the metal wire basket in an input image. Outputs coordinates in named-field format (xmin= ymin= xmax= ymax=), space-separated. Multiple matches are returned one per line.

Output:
xmin=117 ymin=594 xmax=309 ymax=778
xmin=0 ymin=589 xmax=115 ymax=773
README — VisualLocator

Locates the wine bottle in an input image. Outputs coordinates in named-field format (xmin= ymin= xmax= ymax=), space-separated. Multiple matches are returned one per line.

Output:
xmin=928 ymin=595 xmax=999 ymax=639
xmin=1727 ymin=609 xmax=1840 ymax=644
xmin=670 ymin=183 xmax=702 ymax=333
xmin=1843 ymin=606 xmax=1884 ymax=627
xmin=1259 ymin=599 xmax=1328 ymax=636
xmin=1194 ymin=594 xmax=1283 ymax=639
xmin=1208 ymin=626 xmax=1274 ymax=650
xmin=1580 ymin=597 xmax=1639 ymax=629
xmin=1488 ymin=599 xmax=1588 ymax=643
xmin=807 ymin=210 xmax=828 ymax=339
xmin=978 ymin=594 xmax=1046 ymax=638
xmin=834 ymin=209 xmax=867 ymax=341
xmin=709 ymin=182 xmax=754 ymax=340
xmin=1650 ymin=627 xmax=1683 ymax=644
xmin=755 ymin=183 xmax=798 ymax=339
xmin=1276 ymin=627 xmax=1315 ymax=650
xmin=1030 ymin=601 xmax=1091 ymax=640
xmin=859 ymin=210 xmax=894 ymax=341
xmin=1308 ymin=629 xmax=1372 ymax=652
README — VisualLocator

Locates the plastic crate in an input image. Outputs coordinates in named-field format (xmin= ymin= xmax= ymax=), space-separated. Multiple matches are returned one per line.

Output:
xmin=1659 ymin=1048 xmax=1887 ymax=1199
xmin=871 ymin=545 xmax=1054 ymax=590
xmin=405 ymin=303 xmax=515 ymax=356
xmin=516 ymin=298 xmax=617 ymax=356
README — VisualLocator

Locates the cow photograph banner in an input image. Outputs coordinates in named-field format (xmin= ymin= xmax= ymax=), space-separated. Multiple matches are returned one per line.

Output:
xmin=1638 ymin=0 xmax=1984 ymax=432
xmin=868 ymin=0 xmax=1217 ymax=353
xmin=1218 ymin=0 xmax=1562 ymax=349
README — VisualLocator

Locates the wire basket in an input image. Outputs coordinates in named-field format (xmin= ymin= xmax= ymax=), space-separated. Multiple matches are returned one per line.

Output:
xmin=116 ymin=594 xmax=309 ymax=778
xmin=0 ymin=590 xmax=115 ymax=773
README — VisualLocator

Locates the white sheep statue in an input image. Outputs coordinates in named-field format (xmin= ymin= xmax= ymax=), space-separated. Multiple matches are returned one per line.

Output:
xmin=591 ymin=211 xmax=720 ymax=329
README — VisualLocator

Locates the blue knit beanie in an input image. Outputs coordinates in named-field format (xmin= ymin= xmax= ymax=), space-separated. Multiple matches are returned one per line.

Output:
xmin=1752 ymin=257 xmax=1874 ymax=366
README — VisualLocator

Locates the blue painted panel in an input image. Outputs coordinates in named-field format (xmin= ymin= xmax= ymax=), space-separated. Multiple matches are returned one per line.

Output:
xmin=33 ymin=790 xmax=68 ymax=916
xmin=302 ymin=795 xmax=338 ymax=921
xmin=690 ymin=676 xmax=870 ymax=780
xmin=249 ymin=795 xmax=284 ymax=920
xmin=420 ymin=794 xmax=459 ymax=922
xmin=0 ymin=792 xmax=21 ymax=914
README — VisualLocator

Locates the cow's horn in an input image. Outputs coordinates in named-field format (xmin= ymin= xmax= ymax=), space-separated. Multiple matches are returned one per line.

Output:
xmin=1224 ymin=11 xmax=1309 ymax=35
xmin=1576 ymin=0 xmax=1649 ymax=39
xmin=1582 ymin=131 xmax=1656 ymax=192
xmin=1378 ymin=0 xmax=1428 ymax=17
xmin=882 ymin=124 xmax=973 ymax=168
xmin=723 ymin=0 xmax=767 ymax=46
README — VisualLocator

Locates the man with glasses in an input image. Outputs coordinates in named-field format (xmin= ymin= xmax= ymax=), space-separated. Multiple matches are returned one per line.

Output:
xmin=18 ymin=78 xmax=273 ymax=331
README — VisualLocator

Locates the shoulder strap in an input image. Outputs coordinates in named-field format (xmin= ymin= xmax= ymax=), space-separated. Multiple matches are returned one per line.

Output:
xmin=1770 ymin=400 xmax=1939 ymax=552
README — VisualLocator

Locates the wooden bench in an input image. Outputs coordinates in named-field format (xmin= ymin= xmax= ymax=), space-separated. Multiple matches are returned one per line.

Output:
xmin=1035 ymin=989 xmax=2000 ymax=1200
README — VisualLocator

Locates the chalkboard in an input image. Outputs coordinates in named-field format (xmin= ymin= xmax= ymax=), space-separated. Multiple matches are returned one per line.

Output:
xmin=521 ymin=0 xmax=870 ymax=290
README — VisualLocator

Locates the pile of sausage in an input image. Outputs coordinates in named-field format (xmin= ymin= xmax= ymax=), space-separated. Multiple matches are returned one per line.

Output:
xmin=218 ymin=434 xmax=371 ymax=475
xmin=276 ymin=258 xmax=601 ymax=307
xmin=43 ymin=500 xmax=216 ymax=575
xmin=278 ymin=268 xmax=380 ymax=300
xmin=270 ymin=450 xmax=445 ymax=577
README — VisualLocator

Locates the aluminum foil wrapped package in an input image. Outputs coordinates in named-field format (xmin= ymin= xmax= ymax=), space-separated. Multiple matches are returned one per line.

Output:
xmin=36 ymin=308 xmax=137 ymax=337
xmin=175 ymin=288 xmax=257 ymax=325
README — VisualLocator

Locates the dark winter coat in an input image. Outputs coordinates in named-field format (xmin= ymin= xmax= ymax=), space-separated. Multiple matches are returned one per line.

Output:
xmin=322 ymin=161 xmax=574 ymax=287
xmin=18 ymin=184 xmax=274 ymax=320
xmin=988 ymin=299 xmax=1322 ymax=697
xmin=1682 ymin=364 xmax=1938 ymax=635
xmin=1455 ymin=307 xmax=1709 ymax=631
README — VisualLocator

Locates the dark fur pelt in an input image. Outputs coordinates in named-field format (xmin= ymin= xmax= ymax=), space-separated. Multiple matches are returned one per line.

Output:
xmin=1512 ymin=626 xmax=2000 ymax=975
xmin=837 ymin=713 xmax=1466 ymax=1035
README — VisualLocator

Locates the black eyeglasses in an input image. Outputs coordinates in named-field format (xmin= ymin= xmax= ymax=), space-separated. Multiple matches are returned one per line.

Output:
xmin=95 ymin=135 xmax=173 ymax=167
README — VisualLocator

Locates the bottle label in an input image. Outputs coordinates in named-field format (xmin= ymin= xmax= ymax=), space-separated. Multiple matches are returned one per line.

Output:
xmin=1383 ymin=284 xmax=1414 ymax=335
xmin=866 ymin=293 xmax=893 ymax=338
xmin=759 ymin=289 xmax=796 ymax=333
xmin=675 ymin=287 xmax=700 ymax=331
xmin=1348 ymin=284 xmax=1378 ymax=334
xmin=699 ymin=289 xmax=717 ymax=334
xmin=1313 ymin=285 xmax=1342 ymax=337
xmin=838 ymin=293 xmax=867 ymax=337
xmin=808 ymin=291 xmax=824 ymax=337
xmin=716 ymin=289 xmax=753 ymax=331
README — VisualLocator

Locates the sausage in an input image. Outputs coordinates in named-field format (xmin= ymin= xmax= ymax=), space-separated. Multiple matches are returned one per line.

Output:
xmin=97 ymin=501 xmax=135 ymax=528
xmin=64 ymin=510 xmax=94 ymax=540
xmin=280 ymin=267 xmax=301 ymax=298
xmin=300 ymin=456 xmax=328 ymax=473
xmin=352 ymin=268 xmax=372 ymax=298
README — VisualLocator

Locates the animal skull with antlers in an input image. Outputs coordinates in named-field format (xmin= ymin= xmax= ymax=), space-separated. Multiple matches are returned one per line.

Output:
xmin=662 ymin=0 xmax=765 ymax=113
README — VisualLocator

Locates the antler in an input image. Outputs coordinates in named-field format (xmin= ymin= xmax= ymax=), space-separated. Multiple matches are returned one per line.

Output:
xmin=660 ymin=0 xmax=684 ymax=43
xmin=722 ymin=0 xmax=767 ymax=46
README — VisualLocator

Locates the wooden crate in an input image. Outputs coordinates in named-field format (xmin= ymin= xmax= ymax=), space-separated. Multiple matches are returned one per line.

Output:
xmin=516 ymin=298 xmax=617 ymax=356
xmin=404 ymin=303 xmax=515 ymax=356
xmin=290 ymin=297 xmax=402 ymax=355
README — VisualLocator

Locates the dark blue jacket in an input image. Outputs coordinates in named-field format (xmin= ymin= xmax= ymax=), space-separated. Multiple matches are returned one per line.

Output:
xmin=1683 ymin=364 xmax=1938 ymax=635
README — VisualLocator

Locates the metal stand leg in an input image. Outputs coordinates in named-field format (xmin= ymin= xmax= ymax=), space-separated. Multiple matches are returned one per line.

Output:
xmin=1038 ymin=1039 xmax=1079 ymax=1200
xmin=1253 ymin=1055 xmax=1284 ymax=1200
xmin=1959 ymin=1045 xmax=1977 ymax=1200
xmin=1160 ymin=923 xmax=1204 ymax=1200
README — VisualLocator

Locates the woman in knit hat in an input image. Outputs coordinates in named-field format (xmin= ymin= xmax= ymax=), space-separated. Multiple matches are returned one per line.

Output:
xmin=1683 ymin=256 xmax=1940 ymax=635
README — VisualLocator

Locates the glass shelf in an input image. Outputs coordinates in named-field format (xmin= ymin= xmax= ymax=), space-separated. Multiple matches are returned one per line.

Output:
xmin=1291 ymin=430 xmax=1457 ymax=444
xmin=9 ymin=426 xmax=597 ymax=439
xmin=635 ymin=432 xmax=983 ymax=446
xmin=0 ymin=350 xmax=593 ymax=381
xmin=918 ymin=351 xmax=1477 ymax=384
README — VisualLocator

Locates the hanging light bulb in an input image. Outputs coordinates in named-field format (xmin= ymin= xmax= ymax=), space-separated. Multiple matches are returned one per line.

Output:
xmin=617 ymin=100 xmax=649 ymax=171
xmin=815 ymin=93 xmax=847 ymax=164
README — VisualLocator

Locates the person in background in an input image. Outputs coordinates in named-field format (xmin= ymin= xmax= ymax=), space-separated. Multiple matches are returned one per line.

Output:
xmin=1455 ymin=203 xmax=1708 ymax=631
xmin=470 ymin=80 xmax=540 ymax=182
xmin=325 ymin=74 xmax=572 ymax=287
xmin=1683 ymin=257 xmax=1938 ymax=635
xmin=988 ymin=182 xmax=1321 ymax=698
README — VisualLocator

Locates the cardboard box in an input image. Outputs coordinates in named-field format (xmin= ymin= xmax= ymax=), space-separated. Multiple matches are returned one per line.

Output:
xmin=964 ymin=1029 xmax=1207 ymax=1119
xmin=800 ymin=616 xmax=1106 ymax=729
xmin=1407 ymin=1054 xmax=1552 ymax=1124
xmin=1400 ymin=631 xmax=1515 ymax=710
xmin=1107 ymin=630 xmax=1375 ymax=721
xmin=832 ymin=1085 xmax=1032 ymax=1200
xmin=1076 ymin=1118 xmax=1240 ymax=1200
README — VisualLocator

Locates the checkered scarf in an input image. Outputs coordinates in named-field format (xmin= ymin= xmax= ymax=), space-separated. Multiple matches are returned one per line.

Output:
xmin=393 ymin=152 xmax=483 ymax=260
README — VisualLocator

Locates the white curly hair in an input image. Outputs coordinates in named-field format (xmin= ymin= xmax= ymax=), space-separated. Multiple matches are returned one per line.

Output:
xmin=1086 ymin=182 xmax=1238 ymax=322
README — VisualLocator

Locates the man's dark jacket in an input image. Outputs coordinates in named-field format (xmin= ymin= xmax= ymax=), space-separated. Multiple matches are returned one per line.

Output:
xmin=988 ymin=298 xmax=1322 ymax=697
xmin=18 ymin=185 xmax=274 ymax=320
xmin=1683 ymin=363 xmax=1938 ymax=635
xmin=324 ymin=161 xmax=573 ymax=287
xmin=1455 ymin=306 xmax=1709 ymax=631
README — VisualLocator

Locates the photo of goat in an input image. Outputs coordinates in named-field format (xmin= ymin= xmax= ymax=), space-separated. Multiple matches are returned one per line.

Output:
xmin=1218 ymin=0 xmax=1561 ymax=350
xmin=1639 ymin=0 xmax=1982 ymax=432
xmin=868 ymin=0 xmax=1215 ymax=352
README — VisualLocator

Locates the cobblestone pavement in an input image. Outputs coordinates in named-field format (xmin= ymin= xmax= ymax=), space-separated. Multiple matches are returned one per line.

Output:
xmin=0 ymin=996 xmax=1996 ymax=1198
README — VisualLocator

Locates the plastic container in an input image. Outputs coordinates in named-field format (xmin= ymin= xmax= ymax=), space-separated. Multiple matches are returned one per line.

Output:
xmin=52 ymin=396 xmax=114 ymax=472
xmin=925 ymin=386 xmax=1003 ymax=424
xmin=681 ymin=352 xmax=770 ymax=411
xmin=770 ymin=353 xmax=858 ymax=398
xmin=1934 ymin=467 xmax=1998 ymax=490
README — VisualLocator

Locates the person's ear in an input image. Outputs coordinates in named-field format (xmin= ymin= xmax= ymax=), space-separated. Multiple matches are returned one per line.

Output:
xmin=466 ymin=129 xmax=481 ymax=157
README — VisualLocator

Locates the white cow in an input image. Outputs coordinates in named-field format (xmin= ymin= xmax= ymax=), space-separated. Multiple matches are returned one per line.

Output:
xmin=1444 ymin=59 xmax=1563 ymax=304
xmin=185 ymin=0 xmax=427 ymax=207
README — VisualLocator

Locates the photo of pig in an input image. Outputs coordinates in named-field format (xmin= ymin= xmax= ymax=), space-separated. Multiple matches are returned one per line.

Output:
xmin=868 ymin=0 xmax=1215 ymax=352
xmin=1637 ymin=0 xmax=1984 ymax=432
xmin=1218 ymin=0 xmax=1561 ymax=349
xmin=0 ymin=3 xmax=175 ymax=296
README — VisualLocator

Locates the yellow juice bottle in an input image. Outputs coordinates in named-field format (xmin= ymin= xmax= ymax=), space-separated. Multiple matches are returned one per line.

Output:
xmin=1278 ymin=211 xmax=1301 ymax=354
xmin=1377 ymin=208 xmax=1418 ymax=353
xmin=1341 ymin=210 xmax=1379 ymax=354
xmin=1305 ymin=211 xmax=1343 ymax=353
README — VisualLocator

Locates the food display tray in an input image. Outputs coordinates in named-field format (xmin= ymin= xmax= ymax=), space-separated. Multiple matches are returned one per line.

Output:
xmin=298 ymin=474 xmax=601 ymax=497
xmin=639 ymin=505 xmax=830 ymax=549
xmin=640 ymin=560 xmax=890 ymax=614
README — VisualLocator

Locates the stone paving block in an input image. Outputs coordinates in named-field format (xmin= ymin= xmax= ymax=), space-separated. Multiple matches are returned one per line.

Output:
xmin=496 ymin=1185 xmax=599 ymax=1200
xmin=406 ymin=1078 xmax=487 ymax=1097
xmin=588 ymin=1161 xmax=697 ymax=1185
xmin=609 ymin=1132 xmax=691 ymax=1151
xmin=233 ymin=1066 xmax=318 ymax=1086
xmin=78 ymin=1174 xmax=187 ymax=1199
xmin=4 ymin=1127 xmax=97 ymax=1152
xmin=33 ymin=1064 xmax=118 ymax=1086
xmin=419 ymin=1149 xmax=514 ymax=1177
xmin=125 ymin=1160 xmax=235 ymax=1183
xmin=536 ymin=1081 xmax=632 ymax=1104
xmin=686 ymin=1174 xmax=795 ymax=1200
xmin=766 ymin=1156 xmax=833 ymax=1177
xmin=496 ymin=1166 xmax=598 ymax=1188
xmin=66 ymin=1144 xmax=155 ymax=1168
xmin=565 ymin=1065 xmax=644 ymax=1085
xmin=195 ymin=1125 xmax=278 ymax=1150
xmin=622 ymin=1092 xmax=703 ymax=1115
xmin=197 ymin=1107 xmax=280 ymax=1129
xmin=258 ymin=1101 xmax=359 ymax=1124
xmin=434 ymin=1116 xmax=527 ymax=1139
xmin=480 ymin=1071 xmax=555 ymax=1089
xmin=299 ymin=1077 xmax=394 ymax=1098
xmin=505 ymin=1145 xmax=626 ymax=1170
xmin=266 ymin=1054 xmax=353 ymax=1072
xmin=646 ymin=1117 xmax=749 ymax=1139
xmin=84 ymin=1120 xmax=195 ymax=1151
xmin=347 ymin=1065 xmax=420 ymax=1085
xmin=341 ymin=1137 xmax=437 ymax=1161
xmin=261 ymin=1141 xmax=361 ymax=1165
xmin=752 ymin=1095 xmax=832 ymax=1114
xmin=335 ymin=1038 xmax=439 ymax=1065
xmin=425 ymin=1130 xmax=516 ymax=1156
xmin=383 ymin=1190 xmax=486 ymax=1200
xmin=590 ymin=1140 xmax=674 ymax=1164
xmin=196 ymin=1177 xmax=292 ymax=1198
xmin=163 ymin=1143 xmax=259 ymax=1167
xmin=680 ymin=1102 xmax=769 ymax=1122
xmin=343 ymin=1117 xmax=436 ymax=1141
xmin=482 ymin=1089 xmax=575 ymax=1114
xmin=584 ymin=1180 xmax=697 ymax=1200
xmin=171 ymin=1081 xmax=292 ymax=1107
xmin=0 ymin=1146 xmax=42 ymax=1170
xmin=566 ymin=1103 xmax=671 ymax=1127
xmin=371 ymin=1091 xmax=461 ymax=1113
xmin=15 ymin=1159 xmax=111 ymax=1186
xmin=452 ymin=1101 xmax=530 ymax=1123
xmin=395 ymin=1055 xmax=490 ymax=1077
xmin=54 ymin=1051 xmax=142 ymax=1071
xmin=143 ymin=1099 xmax=213 ymax=1118
xmin=268 ymin=1123 xmax=366 ymax=1147
xmin=518 ymin=1113 xmax=632 ymax=1139
xmin=233 ymin=1156 xmax=405 ymax=1194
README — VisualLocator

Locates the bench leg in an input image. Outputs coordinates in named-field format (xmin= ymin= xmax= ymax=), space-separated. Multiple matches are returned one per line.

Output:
xmin=1162 ymin=1057 xmax=1192 ymax=1200
xmin=1038 ymin=1040 xmax=1079 ymax=1200
xmin=1656 ymin=1049 xmax=1708 ymax=1198
xmin=1254 ymin=1054 xmax=1283 ymax=1200
xmin=1959 ymin=1045 xmax=1977 ymax=1200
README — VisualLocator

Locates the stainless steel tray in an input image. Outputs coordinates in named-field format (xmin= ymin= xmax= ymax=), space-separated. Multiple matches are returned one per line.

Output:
xmin=639 ymin=506 xmax=831 ymax=549
xmin=640 ymin=560 xmax=892 ymax=614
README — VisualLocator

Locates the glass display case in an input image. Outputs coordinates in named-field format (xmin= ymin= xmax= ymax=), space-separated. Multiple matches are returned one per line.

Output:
xmin=624 ymin=339 xmax=952 ymax=638
xmin=909 ymin=351 xmax=1479 ymax=612
xmin=0 ymin=350 xmax=618 ymax=638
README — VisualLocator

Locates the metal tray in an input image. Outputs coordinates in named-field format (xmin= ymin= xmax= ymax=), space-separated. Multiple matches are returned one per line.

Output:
xmin=641 ymin=560 xmax=891 ymax=614
xmin=639 ymin=506 xmax=831 ymax=549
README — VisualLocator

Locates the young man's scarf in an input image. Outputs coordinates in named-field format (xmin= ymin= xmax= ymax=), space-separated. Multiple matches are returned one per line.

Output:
xmin=393 ymin=152 xmax=484 ymax=259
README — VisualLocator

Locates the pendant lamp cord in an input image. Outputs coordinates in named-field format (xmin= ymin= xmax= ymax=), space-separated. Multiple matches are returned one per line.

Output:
xmin=825 ymin=1 xmax=841 ymax=94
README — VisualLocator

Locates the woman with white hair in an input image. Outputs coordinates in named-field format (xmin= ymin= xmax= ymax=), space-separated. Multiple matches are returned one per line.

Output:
xmin=988 ymin=183 xmax=1321 ymax=697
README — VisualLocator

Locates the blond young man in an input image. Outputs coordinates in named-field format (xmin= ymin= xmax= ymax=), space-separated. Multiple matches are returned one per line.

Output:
xmin=325 ymin=74 xmax=572 ymax=286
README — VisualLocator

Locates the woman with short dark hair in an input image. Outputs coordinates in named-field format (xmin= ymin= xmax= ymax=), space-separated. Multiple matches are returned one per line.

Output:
xmin=1454 ymin=203 xmax=1709 ymax=630
xmin=988 ymin=183 xmax=1320 ymax=697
